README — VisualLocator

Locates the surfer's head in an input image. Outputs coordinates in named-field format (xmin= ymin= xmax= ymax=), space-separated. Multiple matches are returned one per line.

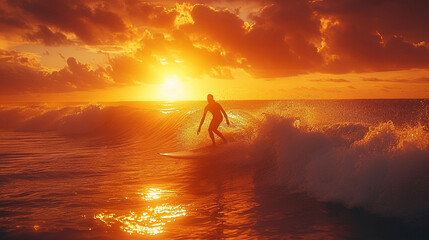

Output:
xmin=207 ymin=94 xmax=214 ymax=103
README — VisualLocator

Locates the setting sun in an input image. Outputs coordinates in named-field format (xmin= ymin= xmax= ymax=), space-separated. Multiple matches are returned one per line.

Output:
xmin=165 ymin=74 xmax=179 ymax=89
xmin=158 ymin=74 xmax=186 ymax=101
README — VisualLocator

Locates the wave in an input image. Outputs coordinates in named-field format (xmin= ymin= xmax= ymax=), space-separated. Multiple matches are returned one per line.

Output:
xmin=171 ymin=102 xmax=429 ymax=219
xmin=237 ymin=115 xmax=429 ymax=219
xmin=1 ymin=102 xmax=429 ymax=219
xmin=0 ymin=104 xmax=185 ymax=144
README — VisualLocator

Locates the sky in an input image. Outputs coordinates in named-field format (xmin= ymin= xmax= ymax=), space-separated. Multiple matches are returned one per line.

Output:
xmin=1 ymin=0 xmax=429 ymax=101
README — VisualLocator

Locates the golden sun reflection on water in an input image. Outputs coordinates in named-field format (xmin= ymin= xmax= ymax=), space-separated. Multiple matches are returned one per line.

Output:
xmin=94 ymin=188 xmax=187 ymax=236
xmin=139 ymin=188 xmax=163 ymax=200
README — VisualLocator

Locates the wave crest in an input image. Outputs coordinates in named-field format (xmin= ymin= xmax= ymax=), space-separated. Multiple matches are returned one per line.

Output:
xmin=0 ymin=104 xmax=181 ymax=140
xmin=249 ymin=115 xmax=429 ymax=218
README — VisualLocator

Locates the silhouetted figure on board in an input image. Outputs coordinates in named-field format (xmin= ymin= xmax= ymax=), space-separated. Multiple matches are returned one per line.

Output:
xmin=197 ymin=94 xmax=230 ymax=147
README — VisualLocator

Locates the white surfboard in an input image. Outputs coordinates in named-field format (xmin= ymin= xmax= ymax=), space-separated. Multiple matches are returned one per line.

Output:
xmin=159 ymin=144 xmax=230 ymax=159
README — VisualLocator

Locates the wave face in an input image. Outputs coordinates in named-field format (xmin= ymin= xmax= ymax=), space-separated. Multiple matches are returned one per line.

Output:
xmin=250 ymin=116 xmax=429 ymax=218
xmin=0 ymin=103 xmax=188 ymax=144
xmin=1 ymin=100 xmax=429 ymax=219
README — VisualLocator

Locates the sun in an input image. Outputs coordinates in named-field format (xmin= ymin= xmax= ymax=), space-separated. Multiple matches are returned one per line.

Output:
xmin=165 ymin=74 xmax=179 ymax=89
xmin=158 ymin=74 xmax=185 ymax=101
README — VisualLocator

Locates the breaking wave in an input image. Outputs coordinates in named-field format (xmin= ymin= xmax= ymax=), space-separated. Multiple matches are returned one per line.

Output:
xmin=1 ymin=101 xmax=429 ymax=218
xmin=0 ymin=104 xmax=186 ymax=143
xmin=249 ymin=115 xmax=429 ymax=218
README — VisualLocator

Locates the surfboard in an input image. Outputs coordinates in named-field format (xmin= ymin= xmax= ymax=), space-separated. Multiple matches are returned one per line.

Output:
xmin=159 ymin=145 xmax=228 ymax=159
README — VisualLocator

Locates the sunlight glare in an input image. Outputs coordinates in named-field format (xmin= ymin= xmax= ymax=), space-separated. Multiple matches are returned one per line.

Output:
xmin=165 ymin=75 xmax=178 ymax=89
xmin=94 ymin=188 xmax=187 ymax=236
xmin=158 ymin=74 xmax=186 ymax=101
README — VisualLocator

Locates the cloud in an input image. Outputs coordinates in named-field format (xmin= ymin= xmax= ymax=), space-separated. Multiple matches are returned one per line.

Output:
xmin=1 ymin=0 xmax=182 ymax=45
xmin=315 ymin=0 xmax=429 ymax=72
xmin=134 ymin=30 xmax=232 ymax=78
xmin=107 ymin=54 xmax=162 ymax=84
xmin=314 ymin=0 xmax=429 ymax=43
xmin=6 ymin=0 xmax=127 ymax=44
xmin=50 ymin=57 xmax=110 ymax=90
xmin=0 ymin=50 xmax=47 ymax=93
xmin=0 ymin=5 xmax=30 ymax=41
xmin=309 ymin=78 xmax=350 ymax=83
xmin=125 ymin=1 xmax=178 ymax=28
xmin=0 ymin=10 xmax=28 ymax=31
xmin=0 ymin=49 xmax=166 ymax=94
xmin=0 ymin=49 xmax=109 ymax=93
xmin=1 ymin=0 xmax=429 ymax=88
xmin=26 ymin=25 xmax=72 ymax=46
xmin=179 ymin=0 xmax=429 ymax=76
xmin=362 ymin=77 xmax=429 ymax=83
xmin=181 ymin=2 xmax=323 ymax=77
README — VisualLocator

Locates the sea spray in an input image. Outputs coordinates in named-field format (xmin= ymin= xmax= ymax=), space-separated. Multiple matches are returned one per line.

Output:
xmin=249 ymin=116 xmax=429 ymax=218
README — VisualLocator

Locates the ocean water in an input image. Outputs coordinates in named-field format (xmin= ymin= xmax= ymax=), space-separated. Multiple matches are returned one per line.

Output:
xmin=0 ymin=99 xmax=429 ymax=239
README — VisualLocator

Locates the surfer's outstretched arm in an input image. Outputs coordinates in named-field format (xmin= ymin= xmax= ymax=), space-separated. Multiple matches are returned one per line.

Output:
xmin=197 ymin=107 xmax=208 ymax=135
xmin=220 ymin=106 xmax=230 ymax=126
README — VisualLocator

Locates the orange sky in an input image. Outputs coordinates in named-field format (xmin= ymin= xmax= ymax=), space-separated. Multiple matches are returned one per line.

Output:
xmin=1 ymin=0 xmax=429 ymax=102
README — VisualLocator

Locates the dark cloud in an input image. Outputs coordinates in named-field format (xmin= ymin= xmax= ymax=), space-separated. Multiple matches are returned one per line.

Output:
xmin=0 ymin=7 xmax=30 ymax=41
xmin=26 ymin=25 xmax=72 ymax=46
xmin=1 ymin=0 xmax=181 ymax=45
xmin=321 ymin=24 xmax=429 ymax=73
xmin=315 ymin=0 xmax=429 ymax=72
xmin=50 ymin=57 xmax=109 ymax=90
xmin=251 ymin=0 xmax=320 ymax=39
xmin=0 ymin=13 xmax=28 ymax=31
xmin=6 ymin=0 xmax=127 ymax=44
xmin=314 ymin=0 xmax=429 ymax=42
xmin=0 ymin=50 xmax=47 ymax=93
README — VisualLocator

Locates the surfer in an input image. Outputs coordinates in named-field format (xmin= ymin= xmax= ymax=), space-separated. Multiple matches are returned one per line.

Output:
xmin=197 ymin=94 xmax=230 ymax=147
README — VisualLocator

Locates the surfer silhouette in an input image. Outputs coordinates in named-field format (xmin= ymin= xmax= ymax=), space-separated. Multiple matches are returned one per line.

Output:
xmin=197 ymin=94 xmax=230 ymax=147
